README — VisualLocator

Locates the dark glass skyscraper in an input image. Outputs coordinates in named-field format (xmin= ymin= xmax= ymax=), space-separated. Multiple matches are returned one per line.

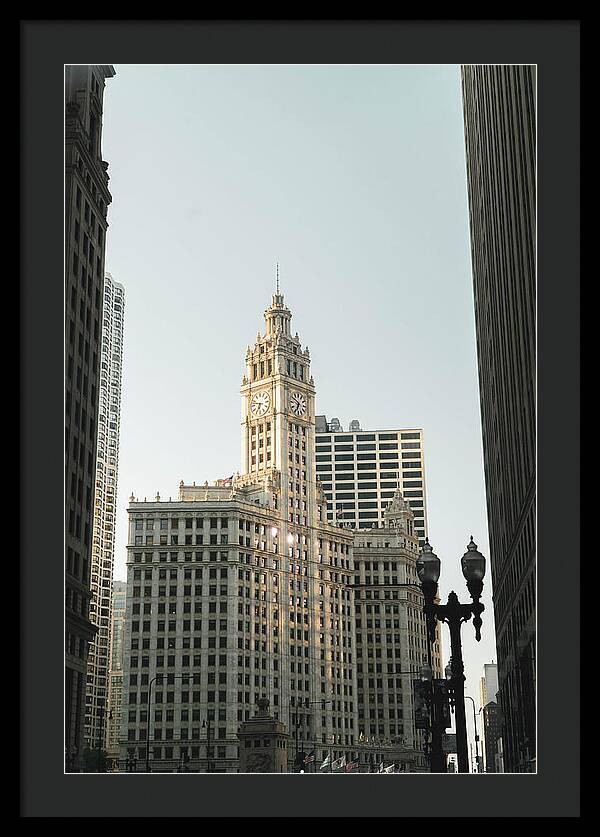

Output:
xmin=65 ymin=65 xmax=115 ymax=771
xmin=461 ymin=65 xmax=536 ymax=773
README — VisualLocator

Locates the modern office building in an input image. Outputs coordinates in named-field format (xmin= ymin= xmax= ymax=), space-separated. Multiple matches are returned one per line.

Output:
xmin=461 ymin=64 xmax=536 ymax=773
xmin=84 ymin=274 xmax=125 ymax=757
xmin=313 ymin=417 xmax=428 ymax=546
xmin=353 ymin=490 xmax=442 ymax=773
xmin=120 ymin=292 xmax=357 ymax=772
xmin=65 ymin=64 xmax=115 ymax=771
xmin=106 ymin=580 xmax=127 ymax=762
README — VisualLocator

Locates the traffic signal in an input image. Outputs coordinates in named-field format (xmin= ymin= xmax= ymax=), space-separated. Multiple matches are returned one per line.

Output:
xmin=434 ymin=680 xmax=451 ymax=729
xmin=413 ymin=679 xmax=431 ymax=730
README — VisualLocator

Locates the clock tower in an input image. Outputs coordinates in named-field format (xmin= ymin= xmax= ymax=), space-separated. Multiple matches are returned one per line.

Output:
xmin=239 ymin=291 xmax=317 ymax=527
xmin=235 ymin=285 xmax=356 ymax=762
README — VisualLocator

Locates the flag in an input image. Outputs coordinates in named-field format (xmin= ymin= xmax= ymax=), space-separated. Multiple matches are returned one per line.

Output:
xmin=332 ymin=756 xmax=346 ymax=772
xmin=216 ymin=474 xmax=234 ymax=486
xmin=378 ymin=761 xmax=385 ymax=773
xmin=304 ymin=752 xmax=315 ymax=765
xmin=319 ymin=754 xmax=331 ymax=771
xmin=345 ymin=759 xmax=359 ymax=772
xmin=384 ymin=764 xmax=396 ymax=774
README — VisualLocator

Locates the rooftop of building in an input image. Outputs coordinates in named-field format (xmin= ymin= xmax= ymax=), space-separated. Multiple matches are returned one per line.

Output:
xmin=315 ymin=416 xmax=423 ymax=435
xmin=127 ymin=479 xmax=351 ymax=533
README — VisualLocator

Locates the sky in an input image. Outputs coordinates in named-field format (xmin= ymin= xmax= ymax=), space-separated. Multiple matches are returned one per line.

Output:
xmin=101 ymin=64 xmax=497 ymax=737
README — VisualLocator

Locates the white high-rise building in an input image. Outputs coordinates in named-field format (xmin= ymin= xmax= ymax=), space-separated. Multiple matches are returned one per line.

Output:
xmin=121 ymin=291 xmax=356 ymax=772
xmin=84 ymin=274 xmax=125 ymax=754
xmin=313 ymin=418 xmax=428 ymax=546
xmin=119 ymin=287 xmax=436 ymax=773
xmin=106 ymin=579 xmax=127 ymax=762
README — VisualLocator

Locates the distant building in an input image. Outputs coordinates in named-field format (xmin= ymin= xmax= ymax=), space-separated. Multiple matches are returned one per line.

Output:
xmin=65 ymin=64 xmax=115 ymax=771
xmin=479 ymin=662 xmax=499 ymax=771
xmin=315 ymin=415 xmax=328 ymax=433
xmin=84 ymin=274 xmax=125 ymax=756
xmin=314 ymin=417 xmax=428 ymax=546
xmin=479 ymin=662 xmax=499 ymax=711
xmin=461 ymin=64 xmax=536 ymax=772
xmin=106 ymin=580 xmax=127 ymax=761
xmin=482 ymin=701 xmax=503 ymax=773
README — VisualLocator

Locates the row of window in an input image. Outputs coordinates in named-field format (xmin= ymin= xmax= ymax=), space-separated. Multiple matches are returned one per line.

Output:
xmin=326 ymin=500 xmax=423 ymax=510
xmin=316 ymin=452 xmax=421 ymax=463
xmin=133 ymin=534 xmax=228 ymax=546
xmin=317 ymin=465 xmax=422 ymax=476
xmin=134 ymin=517 xmax=229 ymax=530
xmin=316 ymin=432 xmax=421 ymax=443
xmin=131 ymin=551 xmax=230 ymax=564
xmin=321 ymin=480 xmax=423 ymax=491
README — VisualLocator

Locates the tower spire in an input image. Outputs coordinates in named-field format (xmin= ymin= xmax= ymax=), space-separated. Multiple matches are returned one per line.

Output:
xmin=276 ymin=262 xmax=280 ymax=295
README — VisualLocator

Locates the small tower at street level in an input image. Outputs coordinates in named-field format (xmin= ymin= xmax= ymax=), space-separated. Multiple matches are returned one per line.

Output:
xmin=238 ymin=698 xmax=289 ymax=773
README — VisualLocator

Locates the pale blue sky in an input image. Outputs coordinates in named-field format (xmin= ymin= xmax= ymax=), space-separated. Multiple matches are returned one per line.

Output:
xmin=101 ymin=64 xmax=497 ymax=727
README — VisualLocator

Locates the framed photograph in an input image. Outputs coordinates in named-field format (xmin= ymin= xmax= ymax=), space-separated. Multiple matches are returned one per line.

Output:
xmin=21 ymin=20 xmax=579 ymax=819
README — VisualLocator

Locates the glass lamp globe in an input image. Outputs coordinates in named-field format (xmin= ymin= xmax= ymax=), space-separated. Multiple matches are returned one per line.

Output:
xmin=461 ymin=537 xmax=486 ymax=582
xmin=416 ymin=539 xmax=441 ymax=584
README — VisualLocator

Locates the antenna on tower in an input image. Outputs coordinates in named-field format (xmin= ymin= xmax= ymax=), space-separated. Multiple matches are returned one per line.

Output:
xmin=276 ymin=262 xmax=280 ymax=294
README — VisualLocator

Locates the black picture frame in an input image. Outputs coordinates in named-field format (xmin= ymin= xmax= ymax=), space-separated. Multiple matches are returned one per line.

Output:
xmin=21 ymin=19 xmax=580 ymax=818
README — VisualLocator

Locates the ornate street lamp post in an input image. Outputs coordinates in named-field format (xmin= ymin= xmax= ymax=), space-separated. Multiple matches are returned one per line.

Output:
xmin=416 ymin=537 xmax=486 ymax=774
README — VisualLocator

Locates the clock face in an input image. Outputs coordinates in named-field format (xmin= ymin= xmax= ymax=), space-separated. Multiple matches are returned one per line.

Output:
xmin=289 ymin=391 xmax=307 ymax=417
xmin=250 ymin=391 xmax=270 ymax=418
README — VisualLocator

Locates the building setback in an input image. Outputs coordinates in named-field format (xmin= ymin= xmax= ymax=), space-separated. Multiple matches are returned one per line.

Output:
xmin=313 ymin=417 xmax=428 ymax=546
xmin=106 ymin=580 xmax=127 ymax=762
xmin=85 ymin=274 xmax=125 ymax=755
xmin=353 ymin=490 xmax=442 ymax=773
xmin=461 ymin=64 xmax=536 ymax=772
xmin=65 ymin=64 xmax=115 ymax=772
